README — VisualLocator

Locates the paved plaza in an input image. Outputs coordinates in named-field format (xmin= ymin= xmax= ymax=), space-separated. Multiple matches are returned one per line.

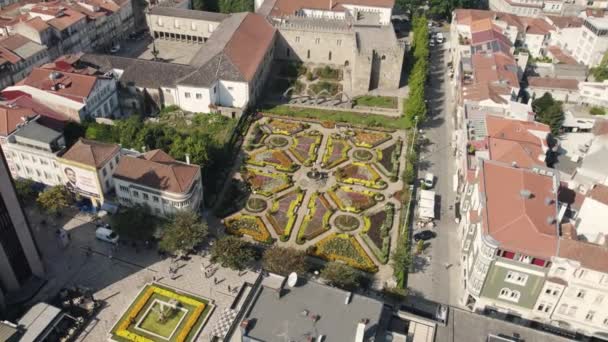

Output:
xmin=25 ymin=207 xmax=258 ymax=342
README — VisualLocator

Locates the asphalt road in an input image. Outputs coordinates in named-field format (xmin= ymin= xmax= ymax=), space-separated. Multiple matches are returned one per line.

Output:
xmin=407 ymin=30 xmax=461 ymax=308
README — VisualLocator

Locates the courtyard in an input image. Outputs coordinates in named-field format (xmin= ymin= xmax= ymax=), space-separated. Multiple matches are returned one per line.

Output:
xmin=219 ymin=115 xmax=407 ymax=280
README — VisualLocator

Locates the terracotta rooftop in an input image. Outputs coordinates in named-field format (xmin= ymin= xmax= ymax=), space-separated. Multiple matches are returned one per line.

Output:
xmin=546 ymin=15 xmax=583 ymax=29
xmin=20 ymin=67 xmax=99 ymax=102
xmin=480 ymin=160 xmax=559 ymax=259
xmin=546 ymin=46 xmax=578 ymax=65
xmin=454 ymin=9 xmax=495 ymax=26
xmin=45 ymin=7 xmax=86 ymax=31
xmin=0 ymin=94 xmax=67 ymax=136
xmin=269 ymin=0 xmax=395 ymax=16
xmin=113 ymin=149 xmax=200 ymax=194
xmin=593 ymin=119 xmax=608 ymax=136
xmin=22 ymin=17 xmax=50 ymax=32
xmin=527 ymin=76 xmax=579 ymax=90
xmin=559 ymin=239 xmax=608 ymax=273
xmin=488 ymin=137 xmax=544 ymax=169
xmin=60 ymin=138 xmax=119 ymax=168
xmin=462 ymin=82 xmax=511 ymax=104
xmin=470 ymin=18 xmax=493 ymax=33
xmin=486 ymin=115 xmax=549 ymax=142
xmin=472 ymin=52 xmax=519 ymax=87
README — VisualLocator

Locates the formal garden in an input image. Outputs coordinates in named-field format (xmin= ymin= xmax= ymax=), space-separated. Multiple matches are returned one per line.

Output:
xmin=110 ymin=283 xmax=213 ymax=342
xmin=220 ymin=115 xmax=406 ymax=274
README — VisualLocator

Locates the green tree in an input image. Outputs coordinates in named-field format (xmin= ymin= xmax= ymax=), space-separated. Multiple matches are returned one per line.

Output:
xmin=111 ymin=204 xmax=158 ymax=241
xmin=37 ymin=185 xmax=72 ymax=215
xmin=392 ymin=236 xmax=412 ymax=288
xmin=210 ymin=236 xmax=255 ymax=270
xmin=85 ymin=122 xmax=119 ymax=143
xmin=395 ymin=0 xmax=422 ymax=13
xmin=532 ymin=93 xmax=564 ymax=136
xmin=159 ymin=210 xmax=208 ymax=254
xmin=262 ymin=246 xmax=308 ymax=276
xmin=14 ymin=178 xmax=37 ymax=203
xmin=320 ymin=262 xmax=360 ymax=290
xmin=63 ymin=121 xmax=86 ymax=147
xmin=116 ymin=115 xmax=144 ymax=149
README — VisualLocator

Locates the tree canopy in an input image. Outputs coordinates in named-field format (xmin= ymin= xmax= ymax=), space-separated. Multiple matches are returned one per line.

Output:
xmin=192 ymin=0 xmax=253 ymax=12
xmin=111 ymin=204 xmax=158 ymax=241
xmin=532 ymin=93 xmax=564 ymax=136
xmin=262 ymin=246 xmax=308 ymax=276
xmin=320 ymin=262 xmax=361 ymax=290
xmin=14 ymin=178 xmax=37 ymax=204
xmin=37 ymin=186 xmax=72 ymax=215
xmin=392 ymin=236 xmax=412 ymax=288
xmin=159 ymin=210 xmax=208 ymax=254
xmin=403 ymin=16 xmax=429 ymax=126
xmin=210 ymin=236 xmax=255 ymax=270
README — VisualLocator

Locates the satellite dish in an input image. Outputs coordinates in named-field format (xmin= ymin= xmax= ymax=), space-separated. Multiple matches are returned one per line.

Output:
xmin=287 ymin=272 xmax=298 ymax=287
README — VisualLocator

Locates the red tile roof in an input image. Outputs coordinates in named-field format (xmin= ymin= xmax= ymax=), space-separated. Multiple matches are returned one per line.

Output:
xmin=559 ymin=239 xmax=608 ymax=273
xmin=546 ymin=46 xmax=578 ymax=65
xmin=546 ymin=15 xmax=583 ymax=29
xmin=472 ymin=52 xmax=519 ymax=87
xmin=61 ymin=138 xmax=119 ymax=168
xmin=454 ymin=9 xmax=495 ymax=26
xmin=0 ymin=94 xmax=68 ymax=136
xmin=480 ymin=161 xmax=559 ymax=259
xmin=587 ymin=184 xmax=608 ymax=206
xmin=113 ymin=149 xmax=200 ymax=194
xmin=488 ymin=137 xmax=544 ymax=168
xmin=528 ymin=76 xmax=579 ymax=90
xmin=23 ymin=17 xmax=50 ymax=32
xmin=224 ymin=13 xmax=275 ymax=82
xmin=20 ymin=67 xmax=99 ymax=102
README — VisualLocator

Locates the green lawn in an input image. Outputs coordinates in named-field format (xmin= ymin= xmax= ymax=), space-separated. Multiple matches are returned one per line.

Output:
xmin=354 ymin=95 xmax=398 ymax=109
xmin=260 ymin=105 xmax=410 ymax=130
xmin=138 ymin=302 xmax=186 ymax=338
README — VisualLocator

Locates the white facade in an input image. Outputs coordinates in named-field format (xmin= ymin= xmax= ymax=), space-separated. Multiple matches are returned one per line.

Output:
xmin=524 ymin=32 xmax=549 ymax=57
xmin=549 ymin=26 xmax=581 ymax=56
xmin=578 ymin=80 xmax=608 ymax=107
xmin=574 ymin=18 xmax=608 ymax=67
xmin=114 ymin=171 xmax=203 ymax=217
xmin=489 ymin=0 xmax=543 ymax=16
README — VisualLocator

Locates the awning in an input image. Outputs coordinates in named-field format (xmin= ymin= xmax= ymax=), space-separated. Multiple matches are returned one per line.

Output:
xmin=419 ymin=207 xmax=435 ymax=219
xmin=420 ymin=190 xmax=436 ymax=201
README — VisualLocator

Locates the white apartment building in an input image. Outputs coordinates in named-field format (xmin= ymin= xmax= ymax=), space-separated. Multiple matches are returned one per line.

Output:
xmin=113 ymin=149 xmax=203 ymax=217
xmin=489 ymin=0 xmax=543 ymax=17
xmin=578 ymin=80 xmax=608 ymax=107
xmin=574 ymin=17 xmax=608 ymax=67
xmin=2 ymin=119 xmax=65 ymax=186
xmin=545 ymin=16 xmax=583 ymax=56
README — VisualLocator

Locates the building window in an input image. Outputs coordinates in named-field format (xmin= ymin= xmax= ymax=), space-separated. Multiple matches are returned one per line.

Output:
xmin=586 ymin=311 xmax=595 ymax=321
xmin=227 ymin=86 xmax=234 ymax=91
xmin=174 ymin=20 xmax=179 ymax=28
xmin=103 ymin=168 xmax=107 ymax=177
xmin=153 ymin=196 xmax=159 ymax=202
xmin=337 ymin=39 xmax=342 ymax=46
xmin=558 ymin=304 xmax=568 ymax=314
xmin=208 ymin=23 xmax=214 ymax=32
xmin=295 ymin=36 xmax=300 ymax=42
xmin=604 ymin=318 xmax=608 ymax=326
xmin=115 ymin=156 xmax=119 ymax=164
xmin=133 ymin=191 xmax=139 ymax=198
xmin=505 ymin=271 xmax=528 ymax=286
xmin=577 ymin=289 xmax=586 ymax=299
xmin=328 ymin=51 xmax=332 ymax=61
xmin=315 ymin=38 xmax=320 ymax=44
xmin=307 ymin=50 xmax=310 ymax=59
xmin=143 ymin=193 xmax=149 ymax=200
xmin=185 ymin=92 xmax=191 ymax=98
xmin=213 ymin=86 xmax=217 ymax=94
xmin=498 ymin=288 xmax=521 ymax=303
xmin=110 ymin=161 xmax=114 ymax=170
xmin=567 ymin=306 xmax=578 ymax=316
xmin=286 ymin=48 xmax=290 ymax=57
xmin=577 ymin=269 xmax=587 ymax=279
xmin=518 ymin=255 xmax=532 ymax=264
xmin=120 ymin=185 xmax=129 ymax=192
xmin=196 ymin=93 xmax=202 ymax=100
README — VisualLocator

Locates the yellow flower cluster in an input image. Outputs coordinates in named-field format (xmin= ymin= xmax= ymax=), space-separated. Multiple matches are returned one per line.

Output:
xmin=115 ymin=285 xmax=207 ymax=342
xmin=321 ymin=137 xmax=350 ymax=168
xmin=284 ymin=191 xmax=304 ymax=236
xmin=226 ymin=215 xmax=271 ymax=242
xmin=267 ymin=119 xmax=302 ymax=135
xmin=314 ymin=234 xmax=378 ymax=273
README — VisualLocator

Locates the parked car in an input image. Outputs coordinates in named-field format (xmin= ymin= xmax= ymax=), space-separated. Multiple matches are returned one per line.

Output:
xmin=95 ymin=227 xmax=119 ymax=244
xmin=414 ymin=230 xmax=436 ymax=241
xmin=424 ymin=173 xmax=435 ymax=188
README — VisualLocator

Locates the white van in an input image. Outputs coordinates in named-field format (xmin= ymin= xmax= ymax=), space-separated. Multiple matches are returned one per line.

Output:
xmin=95 ymin=227 xmax=119 ymax=244
xmin=424 ymin=173 xmax=435 ymax=188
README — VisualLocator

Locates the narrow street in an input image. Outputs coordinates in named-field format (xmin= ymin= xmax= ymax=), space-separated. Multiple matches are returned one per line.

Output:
xmin=406 ymin=30 xmax=461 ymax=309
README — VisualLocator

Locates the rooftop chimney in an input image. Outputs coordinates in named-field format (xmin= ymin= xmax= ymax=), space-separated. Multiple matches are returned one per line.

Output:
xmin=520 ymin=189 xmax=532 ymax=199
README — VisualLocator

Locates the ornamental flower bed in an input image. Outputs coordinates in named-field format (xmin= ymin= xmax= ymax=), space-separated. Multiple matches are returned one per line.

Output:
xmin=350 ymin=129 xmax=391 ymax=148
xmin=289 ymin=131 xmax=322 ymax=166
xmin=336 ymin=163 xmax=386 ymax=189
xmin=266 ymin=189 xmax=305 ymax=240
xmin=375 ymin=140 xmax=402 ymax=178
xmin=297 ymin=192 xmax=333 ymax=244
xmin=311 ymin=233 xmax=378 ymax=273
xmin=265 ymin=118 xmax=306 ymax=135
xmin=321 ymin=137 xmax=351 ymax=169
xmin=327 ymin=186 xmax=377 ymax=213
xmin=245 ymin=123 xmax=267 ymax=151
xmin=246 ymin=149 xmax=298 ymax=172
xmin=110 ymin=283 xmax=212 ymax=342
xmin=244 ymin=168 xmax=291 ymax=197
xmin=360 ymin=203 xmax=394 ymax=264
xmin=224 ymin=214 xmax=272 ymax=243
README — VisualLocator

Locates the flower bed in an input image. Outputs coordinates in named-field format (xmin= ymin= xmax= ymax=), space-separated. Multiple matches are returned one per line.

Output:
xmin=352 ymin=149 xmax=373 ymax=161
xmin=376 ymin=140 xmax=402 ymax=179
xmin=265 ymin=118 xmax=305 ymax=135
xmin=327 ymin=186 xmax=377 ymax=213
xmin=334 ymin=214 xmax=360 ymax=231
xmin=267 ymin=135 xmax=290 ymax=148
xmin=224 ymin=214 xmax=272 ymax=243
xmin=321 ymin=137 xmax=351 ymax=169
xmin=350 ymin=129 xmax=391 ymax=148
xmin=289 ymin=131 xmax=322 ymax=166
xmin=361 ymin=203 xmax=394 ymax=264
xmin=297 ymin=192 xmax=333 ymax=244
xmin=311 ymin=233 xmax=378 ymax=273
xmin=111 ymin=284 xmax=212 ymax=342
xmin=246 ymin=149 xmax=298 ymax=172
xmin=336 ymin=163 xmax=386 ymax=189
xmin=244 ymin=168 xmax=292 ymax=197
xmin=266 ymin=189 xmax=305 ymax=239
xmin=245 ymin=123 xmax=267 ymax=151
